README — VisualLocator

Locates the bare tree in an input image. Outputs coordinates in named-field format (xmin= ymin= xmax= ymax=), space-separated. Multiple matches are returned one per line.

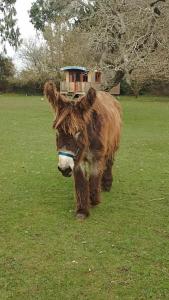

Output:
xmin=128 ymin=43 xmax=169 ymax=96
xmin=88 ymin=0 xmax=169 ymax=90
xmin=18 ymin=37 xmax=61 ymax=76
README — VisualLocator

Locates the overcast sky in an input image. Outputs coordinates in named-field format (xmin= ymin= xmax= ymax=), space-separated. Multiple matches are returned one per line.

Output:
xmin=7 ymin=0 xmax=36 ymax=66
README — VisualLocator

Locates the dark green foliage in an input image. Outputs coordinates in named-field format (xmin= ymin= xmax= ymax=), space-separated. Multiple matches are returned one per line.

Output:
xmin=30 ymin=0 xmax=73 ymax=31
xmin=9 ymin=77 xmax=43 ymax=95
xmin=120 ymin=79 xmax=132 ymax=95
xmin=120 ymin=79 xmax=169 ymax=96
xmin=30 ymin=0 xmax=94 ymax=31
xmin=0 ymin=0 xmax=21 ymax=49
xmin=30 ymin=0 xmax=59 ymax=31
xmin=0 ymin=54 xmax=15 ymax=91
xmin=9 ymin=70 xmax=61 ymax=95
xmin=143 ymin=80 xmax=169 ymax=96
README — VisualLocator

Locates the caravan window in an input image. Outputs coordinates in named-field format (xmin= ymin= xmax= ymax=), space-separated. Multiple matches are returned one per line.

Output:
xmin=83 ymin=73 xmax=88 ymax=82
xmin=95 ymin=72 xmax=101 ymax=83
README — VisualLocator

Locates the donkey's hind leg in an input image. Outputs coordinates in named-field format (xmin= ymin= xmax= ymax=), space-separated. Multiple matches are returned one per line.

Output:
xmin=89 ymin=160 xmax=103 ymax=206
xmin=101 ymin=155 xmax=114 ymax=192
xmin=89 ymin=173 xmax=102 ymax=206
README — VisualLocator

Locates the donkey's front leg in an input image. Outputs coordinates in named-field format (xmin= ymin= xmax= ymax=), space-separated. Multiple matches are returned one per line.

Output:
xmin=74 ymin=167 xmax=90 ymax=218
xmin=89 ymin=161 xmax=103 ymax=206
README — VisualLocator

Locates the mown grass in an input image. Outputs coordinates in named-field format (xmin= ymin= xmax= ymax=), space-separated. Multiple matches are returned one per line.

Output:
xmin=0 ymin=93 xmax=169 ymax=300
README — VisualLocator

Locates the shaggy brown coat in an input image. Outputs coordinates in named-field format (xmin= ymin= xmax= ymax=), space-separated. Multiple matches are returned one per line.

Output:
xmin=44 ymin=81 xmax=122 ymax=219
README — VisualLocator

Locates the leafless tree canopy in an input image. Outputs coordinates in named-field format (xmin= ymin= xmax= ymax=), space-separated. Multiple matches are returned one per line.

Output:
xmin=88 ymin=0 xmax=169 ymax=89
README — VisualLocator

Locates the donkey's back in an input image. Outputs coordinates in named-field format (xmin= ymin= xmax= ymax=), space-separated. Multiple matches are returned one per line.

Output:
xmin=92 ymin=91 xmax=122 ymax=156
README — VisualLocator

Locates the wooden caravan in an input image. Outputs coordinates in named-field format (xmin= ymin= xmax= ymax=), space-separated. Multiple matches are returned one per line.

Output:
xmin=60 ymin=66 xmax=120 ymax=97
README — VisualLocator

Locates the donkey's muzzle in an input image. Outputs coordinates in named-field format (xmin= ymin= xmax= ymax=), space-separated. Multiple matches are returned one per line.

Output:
xmin=58 ymin=166 xmax=72 ymax=177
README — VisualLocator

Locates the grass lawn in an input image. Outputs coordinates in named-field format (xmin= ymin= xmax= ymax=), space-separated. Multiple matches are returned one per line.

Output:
xmin=0 ymin=93 xmax=169 ymax=299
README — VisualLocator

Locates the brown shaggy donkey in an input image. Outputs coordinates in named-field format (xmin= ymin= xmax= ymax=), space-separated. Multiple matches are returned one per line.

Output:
xmin=44 ymin=81 xmax=122 ymax=219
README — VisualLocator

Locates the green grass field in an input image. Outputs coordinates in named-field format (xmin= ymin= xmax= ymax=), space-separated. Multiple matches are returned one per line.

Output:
xmin=0 ymin=94 xmax=169 ymax=300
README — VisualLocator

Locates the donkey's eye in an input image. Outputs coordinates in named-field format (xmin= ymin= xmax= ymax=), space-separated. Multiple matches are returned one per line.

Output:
xmin=74 ymin=132 xmax=81 ymax=140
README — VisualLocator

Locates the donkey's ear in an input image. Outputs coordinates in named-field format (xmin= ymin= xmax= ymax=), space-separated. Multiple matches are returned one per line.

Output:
xmin=44 ymin=80 xmax=64 ymax=112
xmin=44 ymin=80 xmax=57 ymax=110
xmin=86 ymin=87 xmax=97 ymax=107
xmin=77 ymin=87 xmax=96 ymax=114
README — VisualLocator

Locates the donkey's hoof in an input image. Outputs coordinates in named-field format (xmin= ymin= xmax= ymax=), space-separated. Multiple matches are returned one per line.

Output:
xmin=91 ymin=200 xmax=100 ymax=207
xmin=101 ymin=186 xmax=111 ymax=192
xmin=76 ymin=213 xmax=88 ymax=220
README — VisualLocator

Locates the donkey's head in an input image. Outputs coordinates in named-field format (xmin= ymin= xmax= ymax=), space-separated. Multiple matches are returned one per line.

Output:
xmin=44 ymin=81 xmax=96 ymax=177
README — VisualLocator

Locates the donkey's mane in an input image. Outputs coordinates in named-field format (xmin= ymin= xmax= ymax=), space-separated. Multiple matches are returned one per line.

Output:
xmin=54 ymin=98 xmax=88 ymax=135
